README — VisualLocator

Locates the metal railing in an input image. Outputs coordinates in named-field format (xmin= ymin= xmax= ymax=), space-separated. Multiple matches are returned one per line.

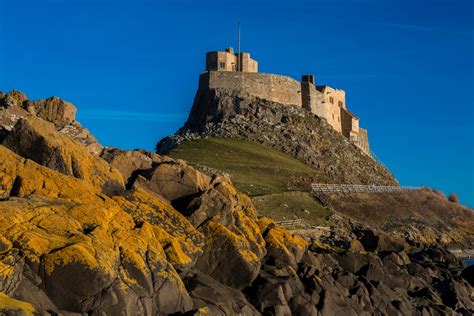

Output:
xmin=276 ymin=219 xmax=303 ymax=228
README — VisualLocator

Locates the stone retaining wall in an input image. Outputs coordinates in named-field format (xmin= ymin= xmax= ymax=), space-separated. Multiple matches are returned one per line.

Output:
xmin=202 ymin=71 xmax=303 ymax=107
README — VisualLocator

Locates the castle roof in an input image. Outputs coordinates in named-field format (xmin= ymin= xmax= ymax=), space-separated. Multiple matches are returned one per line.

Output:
xmin=341 ymin=107 xmax=359 ymax=120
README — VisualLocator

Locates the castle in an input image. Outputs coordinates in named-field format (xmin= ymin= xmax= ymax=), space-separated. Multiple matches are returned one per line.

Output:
xmin=202 ymin=48 xmax=371 ymax=156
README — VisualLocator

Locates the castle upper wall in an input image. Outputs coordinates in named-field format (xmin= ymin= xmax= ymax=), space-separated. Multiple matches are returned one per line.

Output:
xmin=206 ymin=51 xmax=237 ymax=72
xmin=238 ymin=53 xmax=258 ymax=73
xmin=204 ymin=71 xmax=302 ymax=107
xmin=206 ymin=50 xmax=258 ymax=73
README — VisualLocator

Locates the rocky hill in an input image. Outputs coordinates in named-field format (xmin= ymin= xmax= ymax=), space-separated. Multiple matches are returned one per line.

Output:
xmin=156 ymin=85 xmax=474 ymax=249
xmin=0 ymin=90 xmax=473 ymax=315
xmin=157 ymin=87 xmax=398 ymax=186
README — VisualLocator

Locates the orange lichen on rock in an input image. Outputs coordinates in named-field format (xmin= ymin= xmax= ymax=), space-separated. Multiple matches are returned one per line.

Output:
xmin=112 ymin=188 xmax=204 ymax=267
xmin=2 ymin=117 xmax=124 ymax=194
xmin=0 ymin=145 xmax=106 ymax=203
xmin=195 ymin=220 xmax=263 ymax=290
xmin=0 ymin=292 xmax=35 ymax=315
xmin=256 ymin=217 xmax=308 ymax=268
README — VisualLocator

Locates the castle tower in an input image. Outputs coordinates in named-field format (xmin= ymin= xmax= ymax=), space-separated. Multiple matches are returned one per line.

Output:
xmin=205 ymin=48 xmax=258 ymax=73
xmin=301 ymin=74 xmax=318 ymax=113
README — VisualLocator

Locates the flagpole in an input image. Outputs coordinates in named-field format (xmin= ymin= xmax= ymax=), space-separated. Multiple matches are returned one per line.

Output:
xmin=238 ymin=22 xmax=241 ymax=72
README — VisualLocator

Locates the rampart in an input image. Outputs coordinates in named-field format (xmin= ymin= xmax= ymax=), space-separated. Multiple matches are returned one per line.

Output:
xmin=201 ymin=71 xmax=303 ymax=107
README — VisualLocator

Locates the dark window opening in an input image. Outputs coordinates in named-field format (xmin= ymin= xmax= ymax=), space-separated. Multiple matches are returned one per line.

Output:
xmin=338 ymin=101 xmax=343 ymax=107
xmin=219 ymin=62 xmax=226 ymax=68
xmin=329 ymin=97 xmax=334 ymax=104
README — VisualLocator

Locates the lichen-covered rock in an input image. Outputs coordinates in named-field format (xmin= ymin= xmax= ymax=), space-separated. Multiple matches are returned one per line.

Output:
xmin=0 ymin=91 xmax=102 ymax=155
xmin=257 ymin=217 xmax=308 ymax=269
xmin=104 ymin=148 xmax=267 ymax=290
xmin=0 ymin=145 xmax=202 ymax=314
xmin=0 ymin=145 xmax=102 ymax=202
xmin=2 ymin=117 xmax=124 ymax=195
xmin=0 ymin=292 xmax=35 ymax=316
xmin=112 ymin=188 xmax=205 ymax=271
xmin=1 ymin=89 xmax=473 ymax=315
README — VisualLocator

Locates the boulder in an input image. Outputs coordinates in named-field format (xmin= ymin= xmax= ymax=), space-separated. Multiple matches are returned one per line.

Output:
xmin=257 ymin=217 xmax=308 ymax=269
xmin=183 ymin=270 xmax=260 ymax=315
xmin=194 ymin=220 xmax=263 ymax=290
xmin=101 ymin=148 xmax=172 ymax=186
xmin=2 ymin=117 xmax=124 ymax=195
xmin=135 ymin=159 xmax=212 ymax=203
xmin=25 ymin=96 xmax=76 ymax=129
xmin=0 ymin=90 xmax=27 ymax=108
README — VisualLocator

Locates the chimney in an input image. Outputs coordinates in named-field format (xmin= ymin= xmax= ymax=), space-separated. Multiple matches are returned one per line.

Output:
xmin=302 ymin=74 xmax=316 ymax=85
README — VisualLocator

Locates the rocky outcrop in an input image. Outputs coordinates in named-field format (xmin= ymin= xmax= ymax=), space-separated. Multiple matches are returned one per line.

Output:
xmin=103 ymin=151 xmax=268 ymax=290
xmin=157 ymin=88 xmax=398 ymax=186
xmin=2 ymin=116 xmax=124 ymax=195
xmin=24 ymin=96 xmax=76 ymax=129
xmin=0 ymin=90 xmax=102 ymax=155
xmin=1 ymin=89 xmax=472 ymax=315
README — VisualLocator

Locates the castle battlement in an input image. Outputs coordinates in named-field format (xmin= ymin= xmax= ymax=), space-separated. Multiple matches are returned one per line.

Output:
xmin=202 ymin=48 xmax=370 ymax=156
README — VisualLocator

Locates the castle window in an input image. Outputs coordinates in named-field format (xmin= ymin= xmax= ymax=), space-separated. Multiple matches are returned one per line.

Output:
xmin=338 ymin=101 xmax=343 ymax=107
xmin=329 ymin=97 xmax=334 ymax=104
xmin=219 ymin=62 xmax=226 ymax=69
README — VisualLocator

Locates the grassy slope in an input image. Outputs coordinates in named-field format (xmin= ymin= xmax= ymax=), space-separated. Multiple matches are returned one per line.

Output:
xmin=167 ymin=138 xmax=332 ymax=226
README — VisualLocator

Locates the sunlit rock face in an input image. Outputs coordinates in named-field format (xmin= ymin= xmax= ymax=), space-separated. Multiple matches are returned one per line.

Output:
xmin=0 ymin=89 xmax=472 ymax=315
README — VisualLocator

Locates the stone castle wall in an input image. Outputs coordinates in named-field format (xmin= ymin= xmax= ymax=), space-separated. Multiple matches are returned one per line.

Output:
xmin=204 ymin=71 xmax=302 ymax=107
xmin=301 ymin=82 xmax=323 ymax=114
xmin=341 ymin=108 xmax=359 ymax=140
xmin=357 ymin=128 xmax=370 ymax=155
xmin=199 ymin=67 xmax=373 ymax=160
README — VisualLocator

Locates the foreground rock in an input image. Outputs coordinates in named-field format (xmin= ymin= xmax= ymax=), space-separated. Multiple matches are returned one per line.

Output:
xmin=0 ymin=90 xmax=102 ymax=155
xmin=0 ymin=90 xmax=472 ymax=315
xmin=3 ymin=116 xmax=124 ymax=195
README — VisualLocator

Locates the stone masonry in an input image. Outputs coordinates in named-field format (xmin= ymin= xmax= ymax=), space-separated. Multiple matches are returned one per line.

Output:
xmin=204 ymin=48 xmax=371 ymax=156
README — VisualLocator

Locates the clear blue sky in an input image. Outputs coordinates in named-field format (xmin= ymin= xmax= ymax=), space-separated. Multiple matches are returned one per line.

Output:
xmin=1 ymin=0 xmax=473 ymax=207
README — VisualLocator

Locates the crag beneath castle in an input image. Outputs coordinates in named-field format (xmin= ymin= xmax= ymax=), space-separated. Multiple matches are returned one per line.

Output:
xmin=158 ymin=48 xmax=392 ymax=185
xmin=204 ymin=48 xmax=370 ymax=155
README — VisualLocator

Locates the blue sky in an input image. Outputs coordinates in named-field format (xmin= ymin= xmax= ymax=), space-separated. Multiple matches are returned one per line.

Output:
xmin=1 ymin=0 xmax=473 ymax=207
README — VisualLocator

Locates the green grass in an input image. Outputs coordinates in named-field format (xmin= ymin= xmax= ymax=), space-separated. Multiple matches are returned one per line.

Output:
xmin=168 ymin=138 xmax=328 ymax=196
xmin=168 ymin=138 xmax=332 ymax=225
xmin=252 ymin=191 xmax=333 ymax=227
